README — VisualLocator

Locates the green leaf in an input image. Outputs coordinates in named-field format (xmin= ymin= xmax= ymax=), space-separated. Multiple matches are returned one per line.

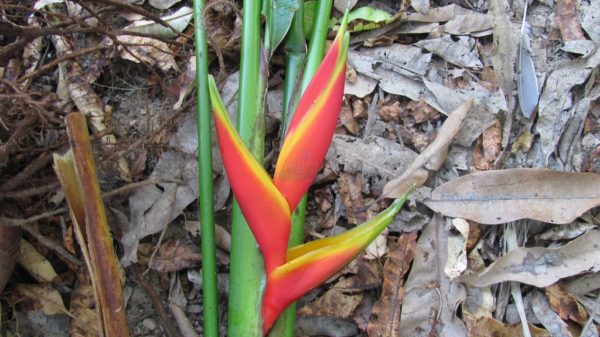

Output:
xmin=330 ymin=6 xmax=394 ymax=33
xmin=264 ymin=0 xmax=299 ymax=57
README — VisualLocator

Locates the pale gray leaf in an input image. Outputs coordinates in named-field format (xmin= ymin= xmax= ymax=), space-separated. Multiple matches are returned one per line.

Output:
xmin=458 ymin=230 xmax=600 ymax=288
xmin=536 ymin=48 xmax=600 ymax=161
xmin=424 ymin=169 xmax=600 ymax=225
xmin=327 ymin=135 xmax=418 ymax=191
xmin=532 ymin=292 xmax=573 ymax=337
xmin=517 ymin=9 xmax=539 ymax=119
xmin=414 ymin=35 xmax=483 ymax=69
xmin=581 ymin=1 xmax=600 ymax=43
xmin=443 ymin=11 xmax=492 ymax=36
xmin=400 ymin=215 xmax=467 ymax=337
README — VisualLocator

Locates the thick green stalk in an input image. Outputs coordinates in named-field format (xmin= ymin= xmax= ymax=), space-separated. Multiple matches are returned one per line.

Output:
xmin=270 ymin=1 xmax=333 ymax=336
xmin=228 ymin=1 xmax=266 ymax=336
xmin=192 ymin=1 xmax=218 ymax=337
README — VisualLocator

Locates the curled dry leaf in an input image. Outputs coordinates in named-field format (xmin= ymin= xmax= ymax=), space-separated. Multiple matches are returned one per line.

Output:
xmin=150 ymin=240 xmax=201 ymax=272
xmin=555 ymin=0 xmax=586 ymax=41
xmin=383 ymin=98 xmax=473 ymax=198
xmin=17 ymin=239 xmax=59 ymax=283
xmin=458 ymin=230 xmax=600 ymax=288
xmin=15 ymin=284 xmax=70 ymax=316
xmin=424 ymin=169 xmax=600 ymax=224
xmin=463 ymin=311 xmax=551 ymax=337
xmin=545 ymin=284 xmax=588 ymax=324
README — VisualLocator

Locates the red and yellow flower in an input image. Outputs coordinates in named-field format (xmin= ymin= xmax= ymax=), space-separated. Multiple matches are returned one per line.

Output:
xmin=209 ymin=13 xmax=408 ymax=335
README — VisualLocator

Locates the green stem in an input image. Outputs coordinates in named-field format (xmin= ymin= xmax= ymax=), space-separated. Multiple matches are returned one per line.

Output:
xmin=192 ymin=1 xmax=218 ymax=337
xmin=270 ymin=1 xmax=333 ymax=336
xmin=228 ymin=1 xmax=266 ymax=336
xmin=269 ymin=2 xmax=306 ymax=336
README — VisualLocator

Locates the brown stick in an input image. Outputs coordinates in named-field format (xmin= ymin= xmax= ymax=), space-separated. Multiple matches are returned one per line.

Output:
xmin=66 ymin=113 xmax=130 ymax=337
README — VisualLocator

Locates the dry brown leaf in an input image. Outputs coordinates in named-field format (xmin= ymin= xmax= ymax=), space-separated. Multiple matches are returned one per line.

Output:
xmin=483 ymin=119 xmax=502 ymax=162
xmin=150 ymin=240 xmax=201 ymax=272
xmin=335 ymin=258 xmax=383 ymax=291
xmin=338 ymin=173 xmax=377 ymax=225
xmin=383 ymin=98 xmax=473 ymax=198
xmin=340 ymin=101 xmax=359 ymax=134
xmin=545 ymin=284 xmax=588 ymax=324
xmin=424 ymin=169 xmax=600 ymax=224
xmin=555 ymin=0 xmax=586 ymax=41
xmin=17 ymin=239 xmax=59 ymax=283
xmin=15 ymin=284 xmax=70 ymax=316
xmin=463 ymin=311 xmax=551 ymax=337
xmin=298 ymin=288 xmax=363 ymax=319
xmin=367 ymin=232 xmax=417 ymax=337
xmin=70 ymin=270 xmax=101 ymax=337
xmin=458 ymin=230 xmax=600 ymax=288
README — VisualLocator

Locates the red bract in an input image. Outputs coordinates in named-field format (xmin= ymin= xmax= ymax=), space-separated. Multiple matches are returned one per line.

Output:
xmin=209 ymin=13 xmax=408 ymax=335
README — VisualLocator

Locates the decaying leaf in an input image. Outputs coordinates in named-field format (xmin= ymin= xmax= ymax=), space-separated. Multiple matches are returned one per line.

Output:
xmin=424 ymin=169 xmax=600 ymax=224
xmin=400 ymin=215 xmax=467 ymax=337
xmin=554 ymin=0 xmax=586 ymax=41
xmin=545 ymin=284 xmax=588 ymax=324
xmin=463 ymin=311 xmax=551 ymax=337
xmin=383 ymin=99 xmax=473 ymax=198
xmin=70 ymin=271 xmax=101 ymax=337
xmin=15 ymin=284 xmax=70 ymax=316
xmin=295 ymin=316 xmax=358 ymax=336
xmin=517 ymin=4 xmax=540 ymax=119
xmin=149 ymin=240 xmax=201 ymax=272
xmin=328 ymin=135 xmax=419 ymax=192
xmin=367 ymin=232 xmax=417 ymax=337
xmin=298 ymin=289 xmax=363 ymax=320
xmin=536 ymin=48 xmax=600 ymax=161
xmin=444 ymin=218 xmax=469 ymax=280
xmin=458 ymin=230 xmax=600 ymax=288
xmin=116 ymin=35 xmax=178 ymax=71
xmin=415 ymin=36 xmax=483 ymax=69
xmin=17 ymin=239 xmax=59 ymax=283
xmin=531 ymin=291 xmax=573 ymax=337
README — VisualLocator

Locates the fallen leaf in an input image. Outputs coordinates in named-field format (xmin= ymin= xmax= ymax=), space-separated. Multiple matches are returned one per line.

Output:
xmin=116 ymin=35 xmax=178 ymax=71
xmin=458 ymin=230 xmax=600 ymax=288
xmin=70 ymin=270 xmax=100 ymax=337
xmin=339 ymin=101 xmax=359 ymax=134
xmin=383 ymin=99 xmax=472 ymax=198
xmin=531 ymin=291 xmax=573 ymax=337
xmin=399 ymin=215 xmax=467 ymax=337
xmin=555 ymin=0 xmax=586 ymax=41
xmin=16 ymin=284 xmax=70 ymax=316
xmin=295 ymin=316 xmax=358 ymax=336
xmin=298 ymin=288 xmax=363 ymax=319
xmin=463 ymin=311 xmax=551 ymax=337
xmin=328 ymin=135 xmax=419 ymax=192
xmin=17 ymin=239 xmax=59 ymax=283
xmin=424 ymin=169 xmax=600 ymax=224
xmin=444 ymin=218 xmax=469 ymax=280
xmin=367 ymin=232 xmax=417 ymax=337
xmin=545 ymin=284 xmax=588 ymax=324
xmin=580 ymin=1 xmax=600 ymax=43
xmin=148 ymin=0 xmax=181 ymax=9
xmin=0 ymin=226 xmax=21 ymax=294
xmin=149 ymin=240 xmax=201 ymax=272
xmin=415 ymin=36 xmax=483 ymax=69
xmin=338 ymin=173 xmax=377 ymax=225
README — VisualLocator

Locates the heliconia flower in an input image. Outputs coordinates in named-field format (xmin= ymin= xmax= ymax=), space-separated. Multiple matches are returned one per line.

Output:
xmin=261 ymin=197 xmax=407 ymax=333
xmin=273 ymin=17 xmax=349 ymax=211
xmin=208 ymin=10 xmax=409 ymax=336
xmin=209 ymin=76 xmax=291 ymax=274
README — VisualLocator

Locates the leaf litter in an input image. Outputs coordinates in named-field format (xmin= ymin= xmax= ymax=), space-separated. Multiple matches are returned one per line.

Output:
xmin=3 ymin=0 xmax=600 ymax=336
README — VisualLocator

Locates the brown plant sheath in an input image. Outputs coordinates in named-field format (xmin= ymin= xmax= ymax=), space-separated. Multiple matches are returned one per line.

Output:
xmin=65 ymin=113 xmax=130 ymax=337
